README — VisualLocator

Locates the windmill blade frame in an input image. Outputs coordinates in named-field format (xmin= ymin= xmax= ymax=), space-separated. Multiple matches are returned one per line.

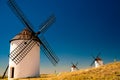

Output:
xmin=96 ymin=52 xmax=101 ymax=58
xmin=90 ymin=54 xmax=96 ymax=66
xmin=76 ymin=66 xmax=79 ymax=70
xmin=37 ymin=14 xmax=56 ymax=35
xmin=75 ymin=62 xmax=79 ymax=70
xmin=40 ymin=36 xmax=59 ymax=66
xmin=75 ymin=62 xmax=78 ymax=66
xmin=9 ymin=39 xmax=37 ymax=64
xmin=8 ymin=0 xmax=35 ymax=34
xmin=91 ymin=54 xmax=96 ymax=59
xmin=71 ymin=62 xmax=79 ymax=70
xmin=90 ymin=59 xmax=95 ymax=66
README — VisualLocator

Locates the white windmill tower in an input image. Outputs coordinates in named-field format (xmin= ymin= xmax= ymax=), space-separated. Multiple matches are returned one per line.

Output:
xmin=90 ymin=52 xmax=103 ymax=67
xmin=8 ymin=29 xmax=41 ymax=78
xmin=2 ymin=0 xmax=59 ymax=79
xmin=71 ymin=62 xmax=79 ymax=72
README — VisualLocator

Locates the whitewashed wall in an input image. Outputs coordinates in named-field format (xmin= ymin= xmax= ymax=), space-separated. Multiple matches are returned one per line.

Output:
xmin=95 ymin=60 xmax=103 ymax=67
xmin=8 ymin=40 xmax=40 ymax=79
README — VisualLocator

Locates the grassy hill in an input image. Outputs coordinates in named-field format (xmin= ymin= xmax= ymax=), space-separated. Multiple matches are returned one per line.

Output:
xmin=1 ymin=61 xmax=120 ymax=80
xmin=55 ymin=61 xmax=120 ymax=80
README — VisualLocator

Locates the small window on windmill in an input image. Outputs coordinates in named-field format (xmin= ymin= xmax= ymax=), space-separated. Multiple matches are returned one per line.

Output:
xmin=24 ymin=42 xmax=27 ymax=45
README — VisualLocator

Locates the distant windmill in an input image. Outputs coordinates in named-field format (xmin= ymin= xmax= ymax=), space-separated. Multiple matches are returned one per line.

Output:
xmin=90 ymin=52 xmax=103 ymax=67
xmin=71 ymin=62 xmax=79 ymax=72
xmin=2 ymin=0 xmax=59 ymax=79
xmin=114 ymin=56 xmax=117 ymax=62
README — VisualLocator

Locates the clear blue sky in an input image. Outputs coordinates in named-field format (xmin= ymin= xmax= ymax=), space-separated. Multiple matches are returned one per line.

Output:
xmin=0 ymin=0 xmax=120 ymax=75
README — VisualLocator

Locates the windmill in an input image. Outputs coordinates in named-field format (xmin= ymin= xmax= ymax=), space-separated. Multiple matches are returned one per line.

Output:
xmin=90 ymin=52 xmax=103 ymax=67
xmin=2 ymin=0 xmax=59 ymax=79
xmin=114 ymin=56 xmax=117 ymax=62
xmin=71 ymin=62 xmax=79 ymax=72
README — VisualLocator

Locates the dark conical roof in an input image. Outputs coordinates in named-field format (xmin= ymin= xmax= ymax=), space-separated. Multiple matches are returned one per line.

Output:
xmin=72 ymin=65 xmax=77 ymax=68
xmin=95 ymin=57 xmax=102 ymax=61
xmin=10 ymin=28 xmax=40 ymax=42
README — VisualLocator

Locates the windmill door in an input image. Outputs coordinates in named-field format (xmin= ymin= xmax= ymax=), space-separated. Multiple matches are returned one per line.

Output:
xmin=10 ymin=67 xmax=14 ymax=78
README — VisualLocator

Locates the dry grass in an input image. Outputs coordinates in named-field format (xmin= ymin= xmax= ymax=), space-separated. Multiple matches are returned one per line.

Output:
xmin=1 ymin=61 xmax=120 ymax=80
xmin=56 ymin=61 xmax=120 ymax=80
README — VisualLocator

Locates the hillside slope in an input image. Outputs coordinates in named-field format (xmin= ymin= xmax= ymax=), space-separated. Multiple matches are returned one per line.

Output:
xmin=56 ymin=61 xmax=120 ymax=80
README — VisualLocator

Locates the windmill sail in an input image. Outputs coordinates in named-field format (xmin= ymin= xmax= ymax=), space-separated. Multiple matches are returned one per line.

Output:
xmin=40 ymin=36 xmax=59 ymax=65
xmin=8 ymin=14 xmax=56 ymax=65
xmin=8 ymin=0 xmax=35 ymax=33
xmin=90 ymin=55 xmax=96 ymax=66
xmin=9 ymin=39 xmax=37 ymax=64
xmin=90 ymin=60 xmax=95 ymax=66
xmin=96 ymin=52 xmax=101 ymax=58
xmin=38 ymin=14 xmax=56 ymax=34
